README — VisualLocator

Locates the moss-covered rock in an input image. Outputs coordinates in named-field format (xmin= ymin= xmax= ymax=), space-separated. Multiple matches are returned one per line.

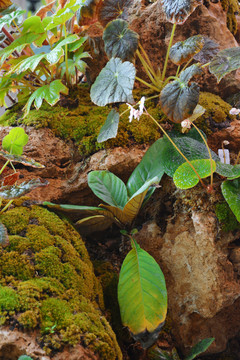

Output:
xmin=0 ymin=203 xmax=122 ymax=360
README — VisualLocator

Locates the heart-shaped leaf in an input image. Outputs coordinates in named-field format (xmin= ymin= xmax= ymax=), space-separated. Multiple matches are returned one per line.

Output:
xmin=97 ymin=109 xmax=120 ymax=143
xmin=21 ymin=16 xmax=45 ymax=34
xmin=179 ymin=63 xmax=203 ymax=83
xmin=90 ymin=57 xmax=135 ymax=106
xmin=23 ymin=80 xmax=69 ymax=117
xmin=169 ymin=35 xmax=204 ymax=65
xmin=0 ymin=222 xmax=9 ymax=247
xmin=193 ymin=36 xmax=219 ymax=64
xmin=0 ymin=150 xmax=45 ymax=168
xmin=160 ymin=0 xmax=202 ymax=24
xmin=103 ymin=19 xmax=138 ymax=61
xmin=2 ymin=128 xmax=29 ymax=156
xmin=221 ymin=179 xmax=240 ymax=222
xmin=99 ymin=0 xmax=131 ymax=27
xmin=0 ymin=179 xmax=48 ymax=199
xmin=118 ymin=240 xmax=167 ymax=342
xmin=173 ymin=159 xmax=216 ymax=189
xmin=185 ymin=338 xmax=215 ymax=360
xmin=88 ymin=170 xmax=128 ymax=209
xmin=209 ymin=47 xmax=240 ymax=83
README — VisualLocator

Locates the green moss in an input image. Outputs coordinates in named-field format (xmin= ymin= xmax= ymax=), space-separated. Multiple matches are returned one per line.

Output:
xmin=215 ymin=202 xmax=240 ymax=232
xmin=221 ymin=0 xmax=239 ymax=34
xmin=0 ymin=203 xmax=122 ymax=360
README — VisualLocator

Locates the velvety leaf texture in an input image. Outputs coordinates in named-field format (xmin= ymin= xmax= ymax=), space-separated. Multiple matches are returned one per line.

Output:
xmin=160 ymin=0 xmax=202 ymax=24
xmin=97 ymin=109 xmax=120 ymax=142
xmin=0 ymin=179 xmax=48 ymax=199
xmin=169 ymin=35 xmax=204 ymax=65
xmin=216 ymin=163 xmax=240 ymax=180
xmin=209 ymin=47 xmax=240 ymax=82
xmin=118 ymin=241 xmax=167 ymax=343
xmin=193 ymin=36 xmax=219 ymax=64
xmin=103 ymin=19 xmax=138 ymax=61
xmin=99 ymin=0 xmax=132 ymax=27
xmin=90 ymin=57 xmax=135 ymax=106
xmin=221 ymin=179 xmax=240 ymax=222
xmin=179 ymin=64 xmax=203 ymax=83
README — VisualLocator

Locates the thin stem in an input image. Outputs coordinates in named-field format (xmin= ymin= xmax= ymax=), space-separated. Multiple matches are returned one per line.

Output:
xmin=0 ymin=199 xmax=14 ymax=213
xmin=161 ymin=23 xmax=176 ymax=81
xmin=13 ymin=19 xmax=21 ymax=33
xmin=176 ymin=65 xmax=181 ymax=77
xmin=180 ymin=57 xmax=193 ymax=74
xmin=162 ymin=75 xmax=178 ymax=88
xmin=235 ymin=151 xmax=240 ymax=165
xmin=136 ymin=50 xmax=159 ymax=88
xmin=145 ymin=109 xmax=206 ymax=187
xmin=10 ymin=161 xmax=16 ymax=173
xmin=139 ymin=44 xmax=158 ymax=78
xmin=191 ymin=122 xmax=214 ymax=187
xmin=63 ymin=24 xmax=69 ymax=86
xmin=201 ymin=61 xmax=211 ymax=69
xmin=135 ymin=76 xmax=160 ymax=92
xmin=2 ymin=26 xmax=15 ymax=42
xmin=0 ymin=161 xmax=10 ymax=176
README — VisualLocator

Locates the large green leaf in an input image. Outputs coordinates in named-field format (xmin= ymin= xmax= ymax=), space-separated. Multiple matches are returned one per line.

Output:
xmin=23 ymin=80 xmax=69 ymax=117
xmin=118 ymin=240 xmax=167 ymax=344
xmin=169 ymin=35 xmax=204 ymax=65
xmin=97 ymin=109 xmax=120 ymax=143
xmin=0 ymin=179 xmax=48 ymax=199
xmin=103 ymin=19 xmax=138 ymax=61
xmin=193 ymin=36 xmax=219 ymax=64
xmin=21 ymin=16 xmax=45 ymax=34
xmin=0 ymin=9 xmax=25 ymax=31
xmin=0 ymin=222 xmax=9 ymax=248
xmin=2 ymin=127 xmax=28 ymax=156
xmin=0 ymin=150 xmax=45 ymax=168
xmin=173 ymin=159 xmax=216 ymax=189
xmin=209 ymin=47 xmax=240 ymax=83
xmin=184 ymin=338 xmax=215 ymax=360
xmin=127 ymin=138 xmax=165 ymax=198
xmin=88 ymin=170 xmax=128 ymax=209
xmin=221 ymin=179 xmax=240 ymax=222
xmin=46 ymin=0 xmax=82 ymax=30
xmin=161 ymin=0 xmax=202 ymax=24
xmin=99 ymin=0 xmax=131 ymax=27
xmin=90 ymin=57 xmax=135 ymax=106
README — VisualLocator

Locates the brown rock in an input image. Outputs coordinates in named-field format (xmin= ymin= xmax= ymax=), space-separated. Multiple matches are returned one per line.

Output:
xmin=0 ymin=327 xmax=98 ymax=360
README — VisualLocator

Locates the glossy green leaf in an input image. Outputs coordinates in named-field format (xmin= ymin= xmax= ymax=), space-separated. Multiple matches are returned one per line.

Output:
xmin=0 ymin=150 xmax=45 ymax=168
xmin=99 ymin=0 xmax=131 ymax=26
xmin=23 ymin=80 xmax=68 ymax=117
xmin=118 ymin=240 xmax=167 ymax=340
xmin=2 ymin=128 xmax=28 ymax=156
xmin=0 ymin=9 xmax=25 ymax=31
xmin=160 ymin=0 xmax=202 ymax=24
xmin=193 ymin=36 xmax=219 ymax=64
xmin=209 ymin=47 xmax=240 ymax=83
xmin=173 ymin=159 xmax=216 ymax=189
xmin=97 ymin=109 xmax=120 ymax=143
xmin=127 ymin=138 xmax=165 ymax=199
xmin=184 ymin=338 xmax=215 ymax=360
xmin=103 ymin=19 xmax=138 ymax=61
xmin=0 ymin=179 xmax=48 ymax=199
xmin=169 ymin=35 xmax=204 ymax=65
xmin=90 ymin=57 xmax=135 ymax=106
xmin=68 ymin=36 xmax=87 ymax=52
xmin=88 ymin=170 xmax=128 ymax=209
xmin=216 ymin=163 xmax=240 ymax=180
xmin=12 ymin=53 xmax=45 ymax=74
xmin=0 ymin=222 xmax=9 ymax=248
xmin=221 ymin=179 xmax=240 ymax=222
xmin=46 ymin=0 xmax=82 ymax=30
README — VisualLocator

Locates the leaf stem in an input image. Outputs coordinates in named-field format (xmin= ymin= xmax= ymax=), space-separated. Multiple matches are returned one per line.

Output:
xmin=135 ymin=76 xmax=161 ymax=92
xmin=63 ymin=24 xmax=69 ymax=86
xmin=201 ymin=61 xmax=211 ymax=69
xmin=235 ymin=151 xmax=240 ymax=165
xmin=0 ymin=199 xmax=14 ymax=213
xmin=0 ymin=161 xmax=10 ymax=176
xmin=161 ymin=23 xmax=176 ymax=81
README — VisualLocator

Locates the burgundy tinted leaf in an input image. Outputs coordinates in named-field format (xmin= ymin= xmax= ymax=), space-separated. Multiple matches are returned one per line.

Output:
xmin=0 ymin=179 xmax=48 ymax=199
xmin=161 ymin=0 xmax=202 ymax=24
xmin=0 ymin=150 xmax=45 ymax=168
xmin=3 ymin=171 xmax=20 ymax=186
xmin=169 ymin=35 xmax=204 ymax=65
xmin=99 ymin=0 xmax=132 ymax=27
xmin=0 ymin=222 xmax=9 ymax=247
xmin=76 ymin=0 xmax=103 ymax=26
xmin=193 ymin=36 xmax=219 ymax=64
xmin=35 ymin=0 xmax=55 ymax=20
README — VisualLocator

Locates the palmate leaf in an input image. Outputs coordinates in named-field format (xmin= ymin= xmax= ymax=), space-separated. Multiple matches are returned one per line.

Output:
xmin=221 ymin=179 xmax=240 ymax=222
xmin=35 ymin=1 xmax=55 ymax=20
xmin=0 ymin=179 xmax=48 ymax=199
xmin=169 ymin=35 xmax=204 ymax=65
xmin=173 ymin=159 xmax=216 ymax=189
xmin=0 ymin=150 xmax=45 ymax=168
xmin=21 ymin=16 xmax=45 ymax=34
xmin=0 ymin=8 xmax=25 ymax=31
xmin=160 ymin=65 xmax=202 ymax=123
xmin=88 ymin=170 xmax=128 ymax=209
xmin=103 ymin=19 xmax=138 ymax=61
xmin=118 ymin=240 xmax=167 ymax=347
xmin=97 ymin=109 xmax=120 ymax=143
xmin=209 ymin=47 xmax=240 ymax=83
xmin=90 ymin=57 xmax=135 ymax=106
xmin=2 ymin=127 xmax=28 ymax=156
xmin=23 ymin=80 xmax=69 ymax=117
xmin=99 ymin=0 xmax=131 ymax=27
xmin=184 ymin=338 xmax=215 ymax=360
xmin=160 ymin=0 xmax=202 ymax=24
xmin=46 ymin=0 xmax=82 ymax=30
xmin=0 ymin=222 xmax=9 ymax=247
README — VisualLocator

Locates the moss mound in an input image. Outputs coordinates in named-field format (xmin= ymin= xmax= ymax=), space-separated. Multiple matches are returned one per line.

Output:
xmin=0 ymin=203 xmax=122 ymax=360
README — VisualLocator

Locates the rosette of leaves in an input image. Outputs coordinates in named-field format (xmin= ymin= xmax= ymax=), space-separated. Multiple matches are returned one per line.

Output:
xmin=0 ymin=0 xmax=90 ymax=116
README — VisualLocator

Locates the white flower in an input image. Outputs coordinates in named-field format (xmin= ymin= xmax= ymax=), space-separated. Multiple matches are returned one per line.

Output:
xmin=181 ymin=119 xmax=192 ymax=129
xmin=127 ymin=97 xmax=145 ymax=123
xmin=229 ymin=108 xmax=240 ymax=115
xmin=139 ymin=97 xmax=145 ymax=114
